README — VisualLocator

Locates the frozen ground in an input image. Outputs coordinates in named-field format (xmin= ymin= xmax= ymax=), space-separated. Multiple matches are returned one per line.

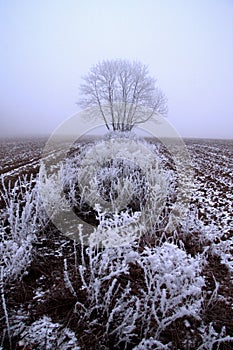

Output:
xmin=0 ymin=136 xmax=232 ymax=349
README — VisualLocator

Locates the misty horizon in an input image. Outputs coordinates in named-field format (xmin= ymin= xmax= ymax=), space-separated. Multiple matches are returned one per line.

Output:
xmin=1 ymin=0 xmax=233 ymax=139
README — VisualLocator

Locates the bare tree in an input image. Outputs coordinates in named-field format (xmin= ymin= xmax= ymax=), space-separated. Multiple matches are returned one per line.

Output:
xmin=78 ymin=59 xmax=168 ymax=131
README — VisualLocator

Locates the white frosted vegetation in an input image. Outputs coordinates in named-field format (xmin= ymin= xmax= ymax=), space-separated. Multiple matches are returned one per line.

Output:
xmin=73 ymin=229 xmax=205 ymax=348
xmin=0 ymin=136 xmax=233 ymax=349
xmin=12 ymin=314 xmax=80 ymax=350
xmin=62 ymin=135 xmax=168 ymax=246
xmin=0 ymin=175 xmax=46 ymax=282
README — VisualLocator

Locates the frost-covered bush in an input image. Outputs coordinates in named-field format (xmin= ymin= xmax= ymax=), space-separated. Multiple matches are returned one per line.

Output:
xmin=90 ymin=204 xmax=143 ymax=248
xmin=39 ymin=163 xmax=69 ymax=218
xmin=0 ymin=175 xmax=46 ymax=281
xmin=0 ymin=238 xmax=33 ymax=282
xmin=0 ymin=175 xmax=49 ymax=348
xmin=67 ymin=225 xmax=206 ymax=348
xmin=12 ymin=315 xmax=80 ymax=350
xmin=61 ymin=135 xmax=168 ymax=245
xmin=138 ymin=243 xmax=205 ymax=338
xmin=63 ymin=224 xmax=233 ymax=349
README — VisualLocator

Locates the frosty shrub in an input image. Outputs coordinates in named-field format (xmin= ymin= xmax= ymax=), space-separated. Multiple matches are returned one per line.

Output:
xmin=90 ymin=204 xmax=143 ymax=248
xmin=62 ymin=134 xmax=168 ymax=245
xmin=67 ymin=225 xmax=206 ymax=348
xmin=12 ymin=315 xmax=80 ymax=350
xmin=138 ymin=243 xmax=205 ymax=337
xmin=0 ymin=175 xmax=46 ymax=282
xmin=39 ymin=163 xmax=69 ymax=218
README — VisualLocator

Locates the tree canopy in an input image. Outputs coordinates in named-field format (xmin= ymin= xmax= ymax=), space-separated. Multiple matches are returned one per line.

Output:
xmin=78 ymin=59 xmax=167 ymax=131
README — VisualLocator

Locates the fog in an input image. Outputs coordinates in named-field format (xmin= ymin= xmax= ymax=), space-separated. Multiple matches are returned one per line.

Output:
xmin=1 ymin=0 xmax=233 ymax=139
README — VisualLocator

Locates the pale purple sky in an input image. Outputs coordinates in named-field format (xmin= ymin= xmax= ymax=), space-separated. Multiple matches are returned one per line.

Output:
xmin=1 ymin=0 xmax=233 ymax=138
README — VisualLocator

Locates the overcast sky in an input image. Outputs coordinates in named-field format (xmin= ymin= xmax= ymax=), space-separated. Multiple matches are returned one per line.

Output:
xmin=1 ymin=0 xmax=233 ymax=139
